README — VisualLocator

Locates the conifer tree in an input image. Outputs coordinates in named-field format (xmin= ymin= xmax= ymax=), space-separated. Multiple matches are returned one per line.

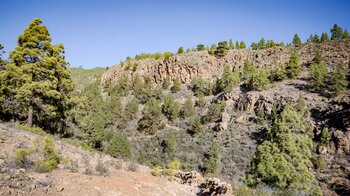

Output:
xmin=8 ymin=18 xmax=74 ymax=132
xmin=177 ymin=47 xmax=184 ymax=54
xmin=217 ymin=65 xmax=239 ymax=93
xmin=285 ymin=50 xmax=301 ymax=79
xmin=330 ymin=61 xmax=348 ymax=95
xmin=258 ymin=38 xmax=266 ymax=49
xmin=331 ymin=24 xmax=343 ymax=40
xmin=229 ymin=38 xmax=234 ymax=49
xmin=196 ymin=44 xmax=205 ymax=51
xmin=239 ymin=41 xmax=246 ymax=49
xmin=320 ymin=32 xmax=329 ymax=42
xmin=214 ymin=41 xmax=229 ymax=58
xmin=138 ymin=97 xmax=162 ymax=135
xmin=181 ymin=97 xmax=194 ymax=118
xmin=171 ymin=76 xmax=181 ymax=93
xmin=162 ymin=75 xmax=170 ymax=89
xmin=309 ymin=62 xmax=328 ymax=92
xmin=235 ymin=41 xmax=240 ymax=49
xmin=343 ymin=29 xmax=349 ymax=39
xmin=251 ymin=42 xmax=258 ymax=50
xmin=292 ymin=34 xmax=302 ymax=47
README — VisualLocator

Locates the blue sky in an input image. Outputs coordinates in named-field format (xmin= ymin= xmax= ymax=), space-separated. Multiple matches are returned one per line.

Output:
xmin=1 ymin=0 xmax=350 ymax=68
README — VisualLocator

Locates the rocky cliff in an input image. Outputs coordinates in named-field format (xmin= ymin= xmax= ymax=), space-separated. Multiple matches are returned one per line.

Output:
xmin=101 ymin=40 xmax=350 ymax=87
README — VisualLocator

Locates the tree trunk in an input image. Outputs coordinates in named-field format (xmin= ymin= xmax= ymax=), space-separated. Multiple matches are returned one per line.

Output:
xmin=27 ymin=100 xmax=33 ymax=127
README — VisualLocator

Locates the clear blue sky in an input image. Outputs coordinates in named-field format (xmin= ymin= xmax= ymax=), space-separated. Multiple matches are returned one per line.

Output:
xmin=1 ymin=0 xmax=350 ymax=68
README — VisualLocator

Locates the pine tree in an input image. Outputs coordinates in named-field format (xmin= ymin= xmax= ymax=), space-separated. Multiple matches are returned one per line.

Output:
xmin=181 ymin=97 xmax=194 ymax=118
xmin=214 ymin=41 xmax=229 ymax=58
xmin=292 ymin=34 xmax=302 ymax=47
xmin=196 ymin=44 xmax=205 ymax=51
xmin=240 ymin=41 xmax=246 ymax=49
xmin=251 ymin=42 xmax=258 ymax=50
xmin=191 ymin=116 xmax=202 ymax=135
xmin=8 ymin=18 xmax=74 ymax=132
xmin=138 ymin=97 xmax=162 ymax=135
xmin=162 ymin=75 xmax=170 ymax=89
xmin=331 ymin=24 xmax=343 ymax=40
xmin=285 ymin=50 xmax=301 ymax=79
xmin=171 ymin=76 xmax=181 ymax=93
xmin=258 ymin=38 xmax=266 ymax=49
xmin=217 ymin=65 xmax=239 ymax=93
xmin=177 ymin=47 xmax=184 ymax=54
xmin=312 ymin=50 xmax=323 ymax=64
xmin=235 ymin=41 xmax=240 ymax=49
xmin=307 ymin=34 xmax=314 ymax=43
xmin=330 ymin=61 xmax=348 ymax=95
xmin=229 ymin=38 xmax=234 ymax=49
xmin=162 ymin=94 xmax=180 ymax=121
xmin=343 ymin=29 xmax=349 ymax=39
xmin=313 ymin=34 xmax=320 ymax=43
xmin=309 ymin=62 xmax=328 ymax=92
xmin=320 ymin=32 xmax=329 ymax=42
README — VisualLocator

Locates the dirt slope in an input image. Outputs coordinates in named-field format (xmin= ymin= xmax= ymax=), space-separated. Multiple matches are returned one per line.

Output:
xmin=0 ymin=124 xmax=200 ymax=196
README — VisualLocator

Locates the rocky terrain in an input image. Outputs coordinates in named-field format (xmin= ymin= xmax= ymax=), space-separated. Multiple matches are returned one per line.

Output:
xmin=98 ymin=40 xmax=350 ymax=195
xmin=0 ymin=123 xmax=232 ymax=195
xmin=101 ymin=40 xmax=350 ymax=86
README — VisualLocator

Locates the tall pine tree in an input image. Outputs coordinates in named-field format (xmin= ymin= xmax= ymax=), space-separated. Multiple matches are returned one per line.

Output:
xmin=8 ymin=18 xmax=74 ymax=133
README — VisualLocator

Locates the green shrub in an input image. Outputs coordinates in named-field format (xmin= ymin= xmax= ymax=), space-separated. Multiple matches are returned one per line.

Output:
xmin=257 ymin=106 xmax=265 ymax=124
xmin=105 ymin=132 xmax=132 ymax=159
xmin=204 ymin=143 xmax=221 ymax=177
xmin=203 ymin=101 xmax=225 ymax=123
xmin=312 ymin=155 xmax=326 ymax=171
xmin=168 ymin=159 xmax=181 ymax=170
xmin=15 ymin=148 xmax=31 ymax=168
xmin=163 ymin=130 xmax=176 ymax=154
xmin=162 ymin=76 xmax=170 ymax=89
xmin=151 ymin=165 xmax=162 ymax=176
xmin=37 ymin=137 xmax=60 ymax=172
xmin=320 ymin=127 xmax=329 ymax=146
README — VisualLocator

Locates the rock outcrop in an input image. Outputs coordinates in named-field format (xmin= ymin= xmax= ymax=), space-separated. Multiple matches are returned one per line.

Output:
xmin=101 ymin=40 xmax=350 ymax=87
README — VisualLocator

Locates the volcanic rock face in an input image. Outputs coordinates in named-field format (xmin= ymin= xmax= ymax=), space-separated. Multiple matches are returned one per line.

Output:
xmin=101 ymin=40 xmax=350 ymax=87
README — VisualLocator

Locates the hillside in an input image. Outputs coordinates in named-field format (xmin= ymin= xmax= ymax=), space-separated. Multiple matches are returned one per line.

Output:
xmin=0 ymin=123 xmax=233 ymax=195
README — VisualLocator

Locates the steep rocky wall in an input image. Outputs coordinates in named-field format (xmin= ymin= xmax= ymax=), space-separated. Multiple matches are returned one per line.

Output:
xmin=101 ymin=40 xmax=350 ymax=87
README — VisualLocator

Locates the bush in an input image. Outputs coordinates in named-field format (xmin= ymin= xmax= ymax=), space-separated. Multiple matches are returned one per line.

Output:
xmin=15 ymin=148 xmax=31 ymax=168
xmin=163 ymin=130 xmax=176 ymax=153
xmin=320 ymin=127 xmax=329 ymax=146
xmin=204 ymin=143 xmax=221 ymax=176
xmin=203 ymin=101 xmax=225 ymax=123
xmin=151 ymin=165 xmax=162 ymax=176
xmin=35 ymin=137 xmax=61 ymax=173
xmin=257 ymin=106 xmax=265 ymax=124
xmin=312 ymin=155 xmax=326 ymax=171
xmin=15 ymin=123 xmax=47 ymax=136
xmin=191 ymin=77 xmax=206 ymax=96
xmin=105 ymin=132 xmax=132 ymax=159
